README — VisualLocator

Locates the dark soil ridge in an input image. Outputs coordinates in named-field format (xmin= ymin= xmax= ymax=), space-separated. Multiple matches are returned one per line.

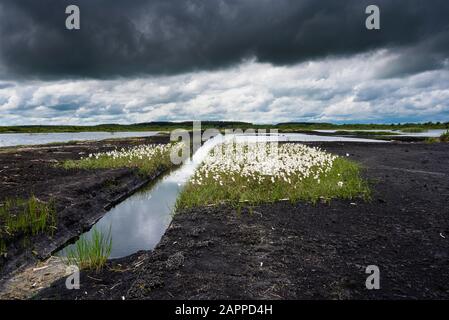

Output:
xmin=0 ymin=135 xmax=171 ymax=288
xmin=36 ymin=141 xmax=449 ymax=300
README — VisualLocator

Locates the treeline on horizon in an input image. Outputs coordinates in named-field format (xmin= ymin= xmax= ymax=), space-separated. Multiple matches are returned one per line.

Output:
xmin=0 ymin=121 xmax=448 ymax=134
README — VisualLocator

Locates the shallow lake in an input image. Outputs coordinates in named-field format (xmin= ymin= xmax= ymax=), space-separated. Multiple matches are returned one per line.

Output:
xmin=0 ymin=131 xmax=159 ymax=147
xmin=314 ymin=129 xmax=446 ymax=137
xmin=58 ymin=133 xmax=386 ymax=259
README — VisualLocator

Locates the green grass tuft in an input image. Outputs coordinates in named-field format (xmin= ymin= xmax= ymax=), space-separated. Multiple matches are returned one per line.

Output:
xmin=64 ymin=228 xmax=112 ymax=272
xmin=425 ymin=137 xmax=440 ymax=144
xmin=0 ymin=240 xmax=6 ymax=256
xmin=425 ymin=131 xmax=449 ymax=143
xmin=62 ymin=144 xmax=177 ymax=176
xmin=400 ymin=127 xmax=428 ymax=133
xmin=0 ymin=196 xmax=56 ymax=255
xmin=0 ymin=196 xmax=56 ymax=237
xmin=176 ymin=156 xmax=370 ymax=210
xmin=440 ymin=130 xmax=449 ymax=142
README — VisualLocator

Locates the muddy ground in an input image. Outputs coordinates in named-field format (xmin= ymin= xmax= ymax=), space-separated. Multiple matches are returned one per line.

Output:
xmin=0 ymin=135 xmax=170 ymax=282
xmin=36 ymin=141 xmax=449 ymax=300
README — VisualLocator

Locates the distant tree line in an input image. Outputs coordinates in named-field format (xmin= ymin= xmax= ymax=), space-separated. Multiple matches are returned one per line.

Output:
xmin=0 ymin=121 xmax=448 ymax=134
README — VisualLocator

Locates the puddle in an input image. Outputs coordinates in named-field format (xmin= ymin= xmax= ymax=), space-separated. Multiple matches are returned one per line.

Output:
xmin=58 ymin=133 xmax=387 ymax=259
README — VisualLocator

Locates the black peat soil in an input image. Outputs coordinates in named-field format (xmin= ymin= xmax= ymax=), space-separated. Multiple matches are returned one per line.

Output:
xmin=0 ymin=135 xmax=170 ymax=281
xmin=38 ymin=142 xmax=449 ymax=300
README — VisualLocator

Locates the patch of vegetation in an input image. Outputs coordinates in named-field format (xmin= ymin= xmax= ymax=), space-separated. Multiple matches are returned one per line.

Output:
xmin=176 ymin=143 xmax=370 ymax=210
xmin=425 ymin=137 xmax=440 ymax=144
xmin=0 ymin=196 xmax=56 ymax=236
xmin=0 ymin=196 xmax=56 ymax=254
xmin=64 ymin=228 xmax=112 ymax=272
xmin=0 ymin=241 xmax=6 ymax=256
xmin=425 ymin=131 xmax=449 ymax=143
xmin=62 ymin=143 xmax=180 ymax=176
xmin=1 ymin=121 xmax=448 ymax=134
xmin=400 ymin=127 xmax=428 ymax=133
xmin=0 ymin=121 xmax=253 ymax=134
xmin=440 ymin=130 xmax=449 ymax=142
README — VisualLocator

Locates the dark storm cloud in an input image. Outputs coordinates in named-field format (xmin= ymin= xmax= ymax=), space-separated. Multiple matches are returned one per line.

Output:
xmin=0 ymin=0 xmax=448 ymax=79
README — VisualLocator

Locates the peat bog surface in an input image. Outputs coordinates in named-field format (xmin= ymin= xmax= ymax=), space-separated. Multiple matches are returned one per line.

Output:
xmin=37 ymin=142 xmax=449 ymax=300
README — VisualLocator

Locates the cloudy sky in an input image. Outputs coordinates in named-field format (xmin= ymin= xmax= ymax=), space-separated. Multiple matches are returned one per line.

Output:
xmin=0 ymin=0 xmax=448 ymax=125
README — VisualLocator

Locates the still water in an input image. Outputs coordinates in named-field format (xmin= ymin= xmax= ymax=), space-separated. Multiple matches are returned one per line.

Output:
xmin=314 ymin=129 xmax=446 ymax=137
xmin=0 ymin=131 xmax=159 ymax=147
xmin=59 ymin=134 xmax=224 ymax=258
xmin=58 ymin=133 xmax=386 ymax=259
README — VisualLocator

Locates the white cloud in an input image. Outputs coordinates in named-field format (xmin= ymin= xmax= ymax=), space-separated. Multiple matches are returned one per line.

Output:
xmin=1 ymin=50 xmax=448 ymax=125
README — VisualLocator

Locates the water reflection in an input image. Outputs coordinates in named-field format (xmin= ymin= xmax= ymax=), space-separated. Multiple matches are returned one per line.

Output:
xmin=60 ymin=134 xmax=224 ymax=258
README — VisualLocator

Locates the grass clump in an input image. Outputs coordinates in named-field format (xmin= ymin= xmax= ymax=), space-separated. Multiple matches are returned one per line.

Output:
xmin=440 ymin=130 xmax=449 ymax=142
xmin=400 ymin=127 xmax=428 ymax=133
xmin=425 ymin=131 xmax=449 ymax=143
xmin=64 ymin=228 xmax=112 ymax=272
xmin=0 ymin=241 xmax=6 ymax=256
xmin=425 ymin=137 xmax=440 ymax=144
xmin=0 ymin=196 xmax=56 ymax=255
xmin=0 ymin=196 xmax=56 ymax=238
xmin=176 ymin=142 xmax=370 ymax=210
xmin=62 ymin=143 xmax=181 ymax=176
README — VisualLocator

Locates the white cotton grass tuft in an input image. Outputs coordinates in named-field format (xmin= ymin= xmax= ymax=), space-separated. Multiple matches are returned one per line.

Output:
xmin=65 ymin=142 xmax=184 ymax=176
xmin=176 ymin=141 xmax=371 ymax=209
xmin=190 ymin=142 xmax=338 ymax=187
xmin=82 ymin=143 xmax=178 ymax=162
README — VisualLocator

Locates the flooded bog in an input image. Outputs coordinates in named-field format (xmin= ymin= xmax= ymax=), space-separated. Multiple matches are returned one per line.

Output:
xmin=58 ymin=133 xmax=386 ymax=259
